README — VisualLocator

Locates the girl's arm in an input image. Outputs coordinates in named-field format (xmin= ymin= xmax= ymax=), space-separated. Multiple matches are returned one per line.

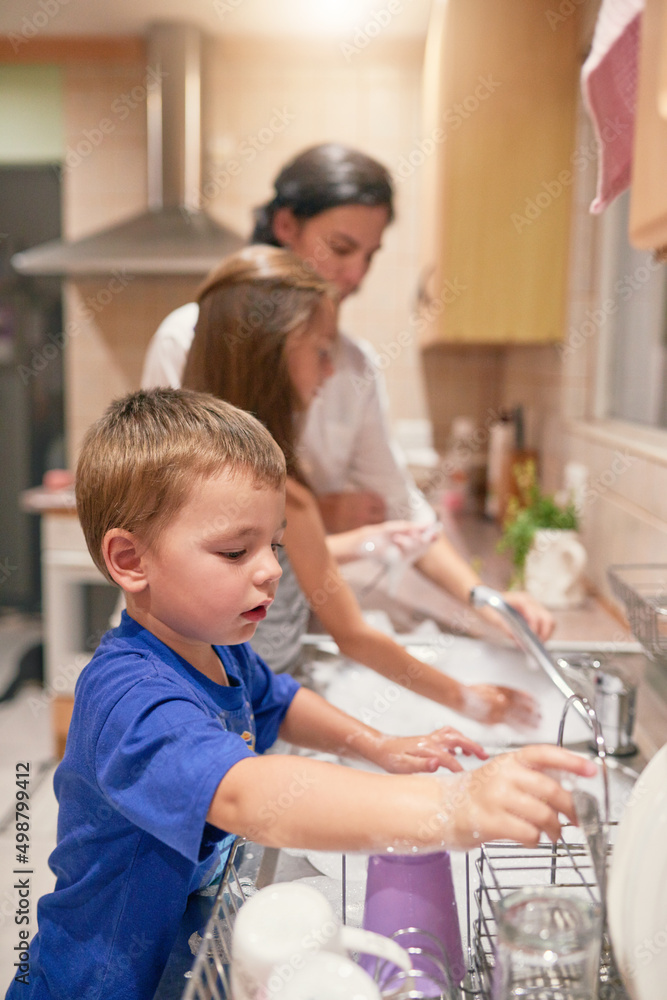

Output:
xmin=278 ymin=687 xmax=488 ymax=774
xmin=284 ymin=479 xmax=537 ymax=729
xmin=207 ymin=744 xmax=597 ymax=852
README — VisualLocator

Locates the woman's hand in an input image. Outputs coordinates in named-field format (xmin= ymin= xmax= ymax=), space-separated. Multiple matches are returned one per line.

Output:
xmin=328 ymin=519 xmax=442 ymax=565
xmin=477 ymin=590 xmax=555 ymax=642
xmin=369 ymin=726 xmax=488 ymax=774
xmin=459 ymin=683 xmax=541 ymax=730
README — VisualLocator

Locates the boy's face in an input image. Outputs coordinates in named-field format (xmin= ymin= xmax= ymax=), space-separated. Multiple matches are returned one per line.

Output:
xmin=132 ymin=469 xmax=285 ymax=657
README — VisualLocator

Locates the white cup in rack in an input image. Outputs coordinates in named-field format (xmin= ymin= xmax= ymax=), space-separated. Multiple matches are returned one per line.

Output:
xmin=230 ymin=882 xmax=410 ymax=1000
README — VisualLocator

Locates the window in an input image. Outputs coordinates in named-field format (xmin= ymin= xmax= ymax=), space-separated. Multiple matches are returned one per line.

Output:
xmin=600 ymin=190 xmax=667 ymax=427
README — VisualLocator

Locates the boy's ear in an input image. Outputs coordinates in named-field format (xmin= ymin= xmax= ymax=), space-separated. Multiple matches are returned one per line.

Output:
xmin=103 ymin=529 xmax=148 ymax=592
xmin=271 ymin=207 xmax=300 ymax=248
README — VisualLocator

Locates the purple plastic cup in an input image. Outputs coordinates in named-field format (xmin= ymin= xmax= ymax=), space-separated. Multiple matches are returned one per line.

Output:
xmin=359 ymin=852 xmax=465 ymax=993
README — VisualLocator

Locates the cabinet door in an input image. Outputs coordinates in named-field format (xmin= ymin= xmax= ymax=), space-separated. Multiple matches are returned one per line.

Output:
xmin=629 ymin=0 xmax=667 ymax=252
xmin=419 ymin=0 xmax=580 ymax=345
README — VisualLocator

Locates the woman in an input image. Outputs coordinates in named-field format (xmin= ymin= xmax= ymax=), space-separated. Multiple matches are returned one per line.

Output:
xmin=143 ymin=143 xmax=553 ymax=641
xmin=183 ymin=244 xmax=537 ymax=729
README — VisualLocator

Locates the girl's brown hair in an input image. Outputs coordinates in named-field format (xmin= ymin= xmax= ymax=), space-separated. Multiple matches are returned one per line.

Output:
xmin=183 ymin=245 xmax=335 ymax=480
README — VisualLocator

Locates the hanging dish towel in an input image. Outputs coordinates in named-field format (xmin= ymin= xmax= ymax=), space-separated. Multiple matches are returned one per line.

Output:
xmin=581 ymin=0 xmax=645 ymax=213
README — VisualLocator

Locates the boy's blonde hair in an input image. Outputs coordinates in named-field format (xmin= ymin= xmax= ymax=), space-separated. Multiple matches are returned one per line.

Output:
xmin=76 ymin=387 xmax=286 ymax=583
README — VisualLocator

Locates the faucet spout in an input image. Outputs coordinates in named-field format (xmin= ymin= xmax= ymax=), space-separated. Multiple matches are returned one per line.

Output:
xmin=470 ymin=585 xmax=593 ymax=729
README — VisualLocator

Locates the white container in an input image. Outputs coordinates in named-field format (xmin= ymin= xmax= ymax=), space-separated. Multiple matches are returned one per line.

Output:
xmin=524 ymin=529 xmax=587 ymax=609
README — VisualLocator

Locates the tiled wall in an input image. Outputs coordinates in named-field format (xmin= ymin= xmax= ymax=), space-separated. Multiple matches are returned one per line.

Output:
xmin=62 ymin=56 xmax=206 ymax=453
xmin=63 ymin=37 xmax=429 ymax=457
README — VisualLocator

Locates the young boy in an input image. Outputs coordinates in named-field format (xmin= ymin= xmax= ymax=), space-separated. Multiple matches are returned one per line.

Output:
xmin=8 ymin=388 xmax=596 ymax=1000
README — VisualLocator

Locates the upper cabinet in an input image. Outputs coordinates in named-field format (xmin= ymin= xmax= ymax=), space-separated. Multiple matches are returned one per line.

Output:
xmin=419 ymin=0 xmax=581 ymax=346
xmin=629 ymin=0 xmax=667 ymax=253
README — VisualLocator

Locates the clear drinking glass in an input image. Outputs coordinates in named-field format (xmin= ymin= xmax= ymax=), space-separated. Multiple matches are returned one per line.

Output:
xmin=491 ymin=888 xmax=601 ymax=999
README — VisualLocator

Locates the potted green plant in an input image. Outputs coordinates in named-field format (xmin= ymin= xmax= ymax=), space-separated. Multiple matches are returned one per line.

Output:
xmin=497 ymin=459 xmax=581 ymax=597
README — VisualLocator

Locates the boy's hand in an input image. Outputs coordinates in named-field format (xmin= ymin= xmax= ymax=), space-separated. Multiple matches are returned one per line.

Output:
xmin=370 ymin=727 xmax=488 ymax=774
xmin=460 ymin=683 xmax=540 ymax=730
xmin=431 ymin=745 xmax=598 ymax=850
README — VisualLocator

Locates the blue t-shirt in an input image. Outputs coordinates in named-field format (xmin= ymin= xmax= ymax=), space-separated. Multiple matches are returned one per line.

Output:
xmin=7 ymin=612 xmax=299 ymax=1000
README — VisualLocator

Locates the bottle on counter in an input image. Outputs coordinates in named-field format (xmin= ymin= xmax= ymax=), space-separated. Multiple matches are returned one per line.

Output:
xmin=484 ymin=412 xmax=515 ymax=522
xmin=438 ymin=416 xmax=484 ymax=515
xmin=485 ymin=406 xmax=538 ymax=523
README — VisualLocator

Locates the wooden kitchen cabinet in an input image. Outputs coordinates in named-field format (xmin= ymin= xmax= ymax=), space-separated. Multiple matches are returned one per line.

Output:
xmin=629 ymin=0 xmax=667 ymax=252
xmin=418 ymin=0 xmax=581 ymax=345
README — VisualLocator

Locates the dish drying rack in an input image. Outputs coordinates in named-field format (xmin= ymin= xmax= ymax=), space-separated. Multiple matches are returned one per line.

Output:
xmin=181 ymin=838 xmax=256 ymax=1000
xmin=182 ymin=697 xmax=630 ymax=1000
xmin=467 ymin=831 xmax=625 ymax=999
xmin=608 ymin=563 xmax=667 ymax=663
xmin=182 ymin=832 xmax=628 ymax=1000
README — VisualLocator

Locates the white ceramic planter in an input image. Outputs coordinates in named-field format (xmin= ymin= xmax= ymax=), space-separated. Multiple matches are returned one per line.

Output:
xmin=524 ymin=528 xmax=587 ymax=609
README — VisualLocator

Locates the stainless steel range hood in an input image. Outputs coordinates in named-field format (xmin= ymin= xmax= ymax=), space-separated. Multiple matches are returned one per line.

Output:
xmin=12 ymin=23 xmax=244 ymax=277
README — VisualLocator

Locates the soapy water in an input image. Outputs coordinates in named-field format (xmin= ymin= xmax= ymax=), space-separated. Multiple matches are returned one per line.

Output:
xmin=319 ymin=631 xmax=592 ymax=749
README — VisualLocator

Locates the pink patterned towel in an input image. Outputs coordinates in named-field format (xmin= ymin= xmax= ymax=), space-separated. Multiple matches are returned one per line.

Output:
xmin=581 ymin=0 xmax=644 ymax=213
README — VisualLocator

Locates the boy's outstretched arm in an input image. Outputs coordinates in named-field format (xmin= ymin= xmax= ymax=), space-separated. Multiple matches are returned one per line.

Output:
xmin=277 ymin=687 xmax=488 ymax=774
xmin=207 ymin=744 xmax=597 ymax=853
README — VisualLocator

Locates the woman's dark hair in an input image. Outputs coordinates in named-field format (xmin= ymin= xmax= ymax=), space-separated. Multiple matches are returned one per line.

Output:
xmin=251 ymin=143 xmax=395 ymax=245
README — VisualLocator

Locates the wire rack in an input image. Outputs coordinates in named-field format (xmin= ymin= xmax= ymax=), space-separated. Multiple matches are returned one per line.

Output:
xmin=183 ymin=688 xmax=633 ymax=1000
xmin=182 ymin=831 xmax=632 ymax=1000
xmin=466 ymin=830 xmax=628 ymax=1000
xmin=181 ymin=839 xmax=255 ymax=1000
xmin=608 ymin=563 xmax=667 ymax=662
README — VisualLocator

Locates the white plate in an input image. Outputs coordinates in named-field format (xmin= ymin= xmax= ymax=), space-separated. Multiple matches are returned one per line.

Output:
xmin=306 ymin=850 xmax=368 ymax=882
xmin=608 ymin=742 xmax=667 ymax=1000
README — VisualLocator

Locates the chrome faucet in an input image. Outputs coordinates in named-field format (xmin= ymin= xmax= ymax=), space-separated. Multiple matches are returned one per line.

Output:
xmin=469 ymin=585 xmax=593 ymax=729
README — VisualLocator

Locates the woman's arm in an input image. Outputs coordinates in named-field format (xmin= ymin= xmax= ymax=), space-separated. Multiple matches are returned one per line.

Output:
xmin=284 ymin=480 xmax=537 ymax=728
xmin=207 ymin=744 xmax=597 ymax=852
xmin=413 ymin=536 xmax=555 ymax=641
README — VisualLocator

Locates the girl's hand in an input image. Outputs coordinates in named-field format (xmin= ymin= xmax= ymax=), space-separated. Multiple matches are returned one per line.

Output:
xmin=460 ymin=683 xmax=541 ymax=730
xmin=371 ymin=727 xmax=488 ymax=774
